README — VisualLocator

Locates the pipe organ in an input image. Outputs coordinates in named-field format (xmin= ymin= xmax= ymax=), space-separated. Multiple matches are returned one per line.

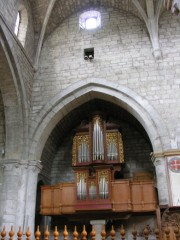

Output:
xmin=40 ymin=114 xmax=157 ymax=215
xmin=72 ymin=114 xmax=124 ymax=166
xmin=73 ymin=114 xmax=124 ymax=211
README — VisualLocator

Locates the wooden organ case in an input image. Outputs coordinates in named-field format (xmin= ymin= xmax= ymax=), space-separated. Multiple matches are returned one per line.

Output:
xmin=72 ymin=114 xmax=124 ymax=211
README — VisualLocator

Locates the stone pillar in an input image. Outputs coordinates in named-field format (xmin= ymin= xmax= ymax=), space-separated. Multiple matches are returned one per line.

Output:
xmin=0 ymin=160 xmax=21 ymax=231
xmin=0 ymin=160 xmax=42 ymax=234
xmin=151 ymin=154 xmax=169 ymax=206
xmin=23 ymin=160 xmax=42 ymax=235
xmin=90 ymin=220 xmax=106 ymax=240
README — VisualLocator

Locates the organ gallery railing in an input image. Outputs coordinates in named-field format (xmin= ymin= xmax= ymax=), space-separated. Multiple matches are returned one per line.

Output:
xmin=1 ymin=224 xmax=179 ymax=240
xmin=40 ymin=180 xmax=156 ymax=214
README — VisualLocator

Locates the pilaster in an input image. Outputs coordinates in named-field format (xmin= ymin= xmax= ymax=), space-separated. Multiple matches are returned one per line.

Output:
xmin=151 ymin=153 xmax=170 ymax=206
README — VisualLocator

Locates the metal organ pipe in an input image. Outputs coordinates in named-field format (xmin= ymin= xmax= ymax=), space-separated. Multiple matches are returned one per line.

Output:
xmin=93 ymin=118 xmax=104 ymax=161
xmin=97 ymin=122 xmax=99 ymax=159
xmin=82 ymin=142 xmax=84 ymax=162
xmin=78 ymin=145 xmax=81 ymax=163
xmin=95 ymin=122 xmax=97 ymax=160
xmin=96 ymin=121 xmax=98 ymax=159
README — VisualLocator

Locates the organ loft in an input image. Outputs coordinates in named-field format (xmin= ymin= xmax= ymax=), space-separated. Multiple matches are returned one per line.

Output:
xmin=40 ymin=113 xmax=157 ymax=225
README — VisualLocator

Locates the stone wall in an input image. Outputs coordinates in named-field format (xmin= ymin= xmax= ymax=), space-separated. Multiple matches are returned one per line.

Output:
xmin=32 ymin=8 xmax=180 ymax=149
xmin=51 ymin=135 xmax=74 ymax=184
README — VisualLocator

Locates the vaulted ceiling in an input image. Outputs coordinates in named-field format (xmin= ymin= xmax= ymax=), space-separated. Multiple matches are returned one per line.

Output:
xmin=29 ymin=0 xmax=146 ymax=38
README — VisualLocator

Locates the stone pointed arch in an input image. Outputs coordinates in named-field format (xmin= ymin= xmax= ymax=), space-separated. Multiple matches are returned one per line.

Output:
xmin=0 ymin=25 xmax=28 ymax=159
xmin=29 ymin=78 xmax=170 ymax=160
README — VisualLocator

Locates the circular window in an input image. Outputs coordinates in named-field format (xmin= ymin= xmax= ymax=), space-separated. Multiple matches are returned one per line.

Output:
xmin=79 ymin=11 xmax=101 ymax=30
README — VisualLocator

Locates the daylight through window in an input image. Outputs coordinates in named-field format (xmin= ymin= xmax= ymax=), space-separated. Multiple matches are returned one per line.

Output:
xmin=79 ymin=11 xmax=101 ymax=30
xmin=14 ymin=12 xmax=20 ymax=35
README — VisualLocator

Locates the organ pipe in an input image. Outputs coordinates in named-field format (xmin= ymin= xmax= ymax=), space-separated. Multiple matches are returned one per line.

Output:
xmin=93 ymin=116 xmax=104 ymax=161
xmin=72 ymin=115 xmax=124 ymax=166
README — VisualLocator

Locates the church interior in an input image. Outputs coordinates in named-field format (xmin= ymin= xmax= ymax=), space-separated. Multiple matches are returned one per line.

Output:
xmin=0 ymin=0 xmax=180 ymax=239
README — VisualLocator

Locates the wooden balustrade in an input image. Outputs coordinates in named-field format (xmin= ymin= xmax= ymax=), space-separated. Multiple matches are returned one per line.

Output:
xmin=40 ymin=180 xmax=156 ymax=215
xmin=1 ymin=225 xmax=180 ymax=240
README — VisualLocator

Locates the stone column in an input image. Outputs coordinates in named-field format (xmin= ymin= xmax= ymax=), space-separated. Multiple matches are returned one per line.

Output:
xmin=90 ymin=220 xmax=106 ymax=240
xmin=151 ymin=154 xmax=170 ymax=206
xmin=23 ymin=160 xmax=42 ymax=235
xmin=0 ymin=160 xmax=24 ymax=231
xmin=0 ymin=160 xmax=42 ymax=234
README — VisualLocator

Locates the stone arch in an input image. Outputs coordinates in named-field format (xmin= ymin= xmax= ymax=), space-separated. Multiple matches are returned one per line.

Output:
xmin=30 ymin=78 xmax=170 ymax=161
xmin=0 ymin=28 xmax=26 ymax=159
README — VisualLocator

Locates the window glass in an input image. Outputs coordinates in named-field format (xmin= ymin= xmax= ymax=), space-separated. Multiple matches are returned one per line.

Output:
xmin=14 ymin=12 xmax=20 ymax=35
xmin=13 ymin=6 xmax=28 ymax=46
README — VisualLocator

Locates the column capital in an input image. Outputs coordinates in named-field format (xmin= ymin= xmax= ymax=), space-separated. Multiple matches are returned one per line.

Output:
xmin=151 ymin=150 xmax=180 ymax=164
xmin=28 ymin=160 xmax=42 ymax=173
xmin=150 ymin=152 xmax=165 ymax=166
xmin=0 ymin=159 xmax=42 ymax=172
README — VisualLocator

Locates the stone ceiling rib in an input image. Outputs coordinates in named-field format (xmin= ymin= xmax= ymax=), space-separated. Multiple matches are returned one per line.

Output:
xmin=34 ymin=0 xmax=56 ymax=70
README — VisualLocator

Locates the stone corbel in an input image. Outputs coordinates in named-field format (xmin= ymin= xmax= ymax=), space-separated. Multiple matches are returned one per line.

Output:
xmin=164 ymin=0 xmax=180 ymax=15
xmin=132 ymin=0 xmax=163 ymax=59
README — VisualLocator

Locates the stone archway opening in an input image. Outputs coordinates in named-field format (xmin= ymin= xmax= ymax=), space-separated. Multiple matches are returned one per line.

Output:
xmin=40 ymin=98 xmax=154 ymax=186
xmin=30 ymin=79 xmax=169 ymax=162
xmin=30 ymin=79 xmax=170 ymax=233
xmin=37 ymin=98 xmax=156 ymax=230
